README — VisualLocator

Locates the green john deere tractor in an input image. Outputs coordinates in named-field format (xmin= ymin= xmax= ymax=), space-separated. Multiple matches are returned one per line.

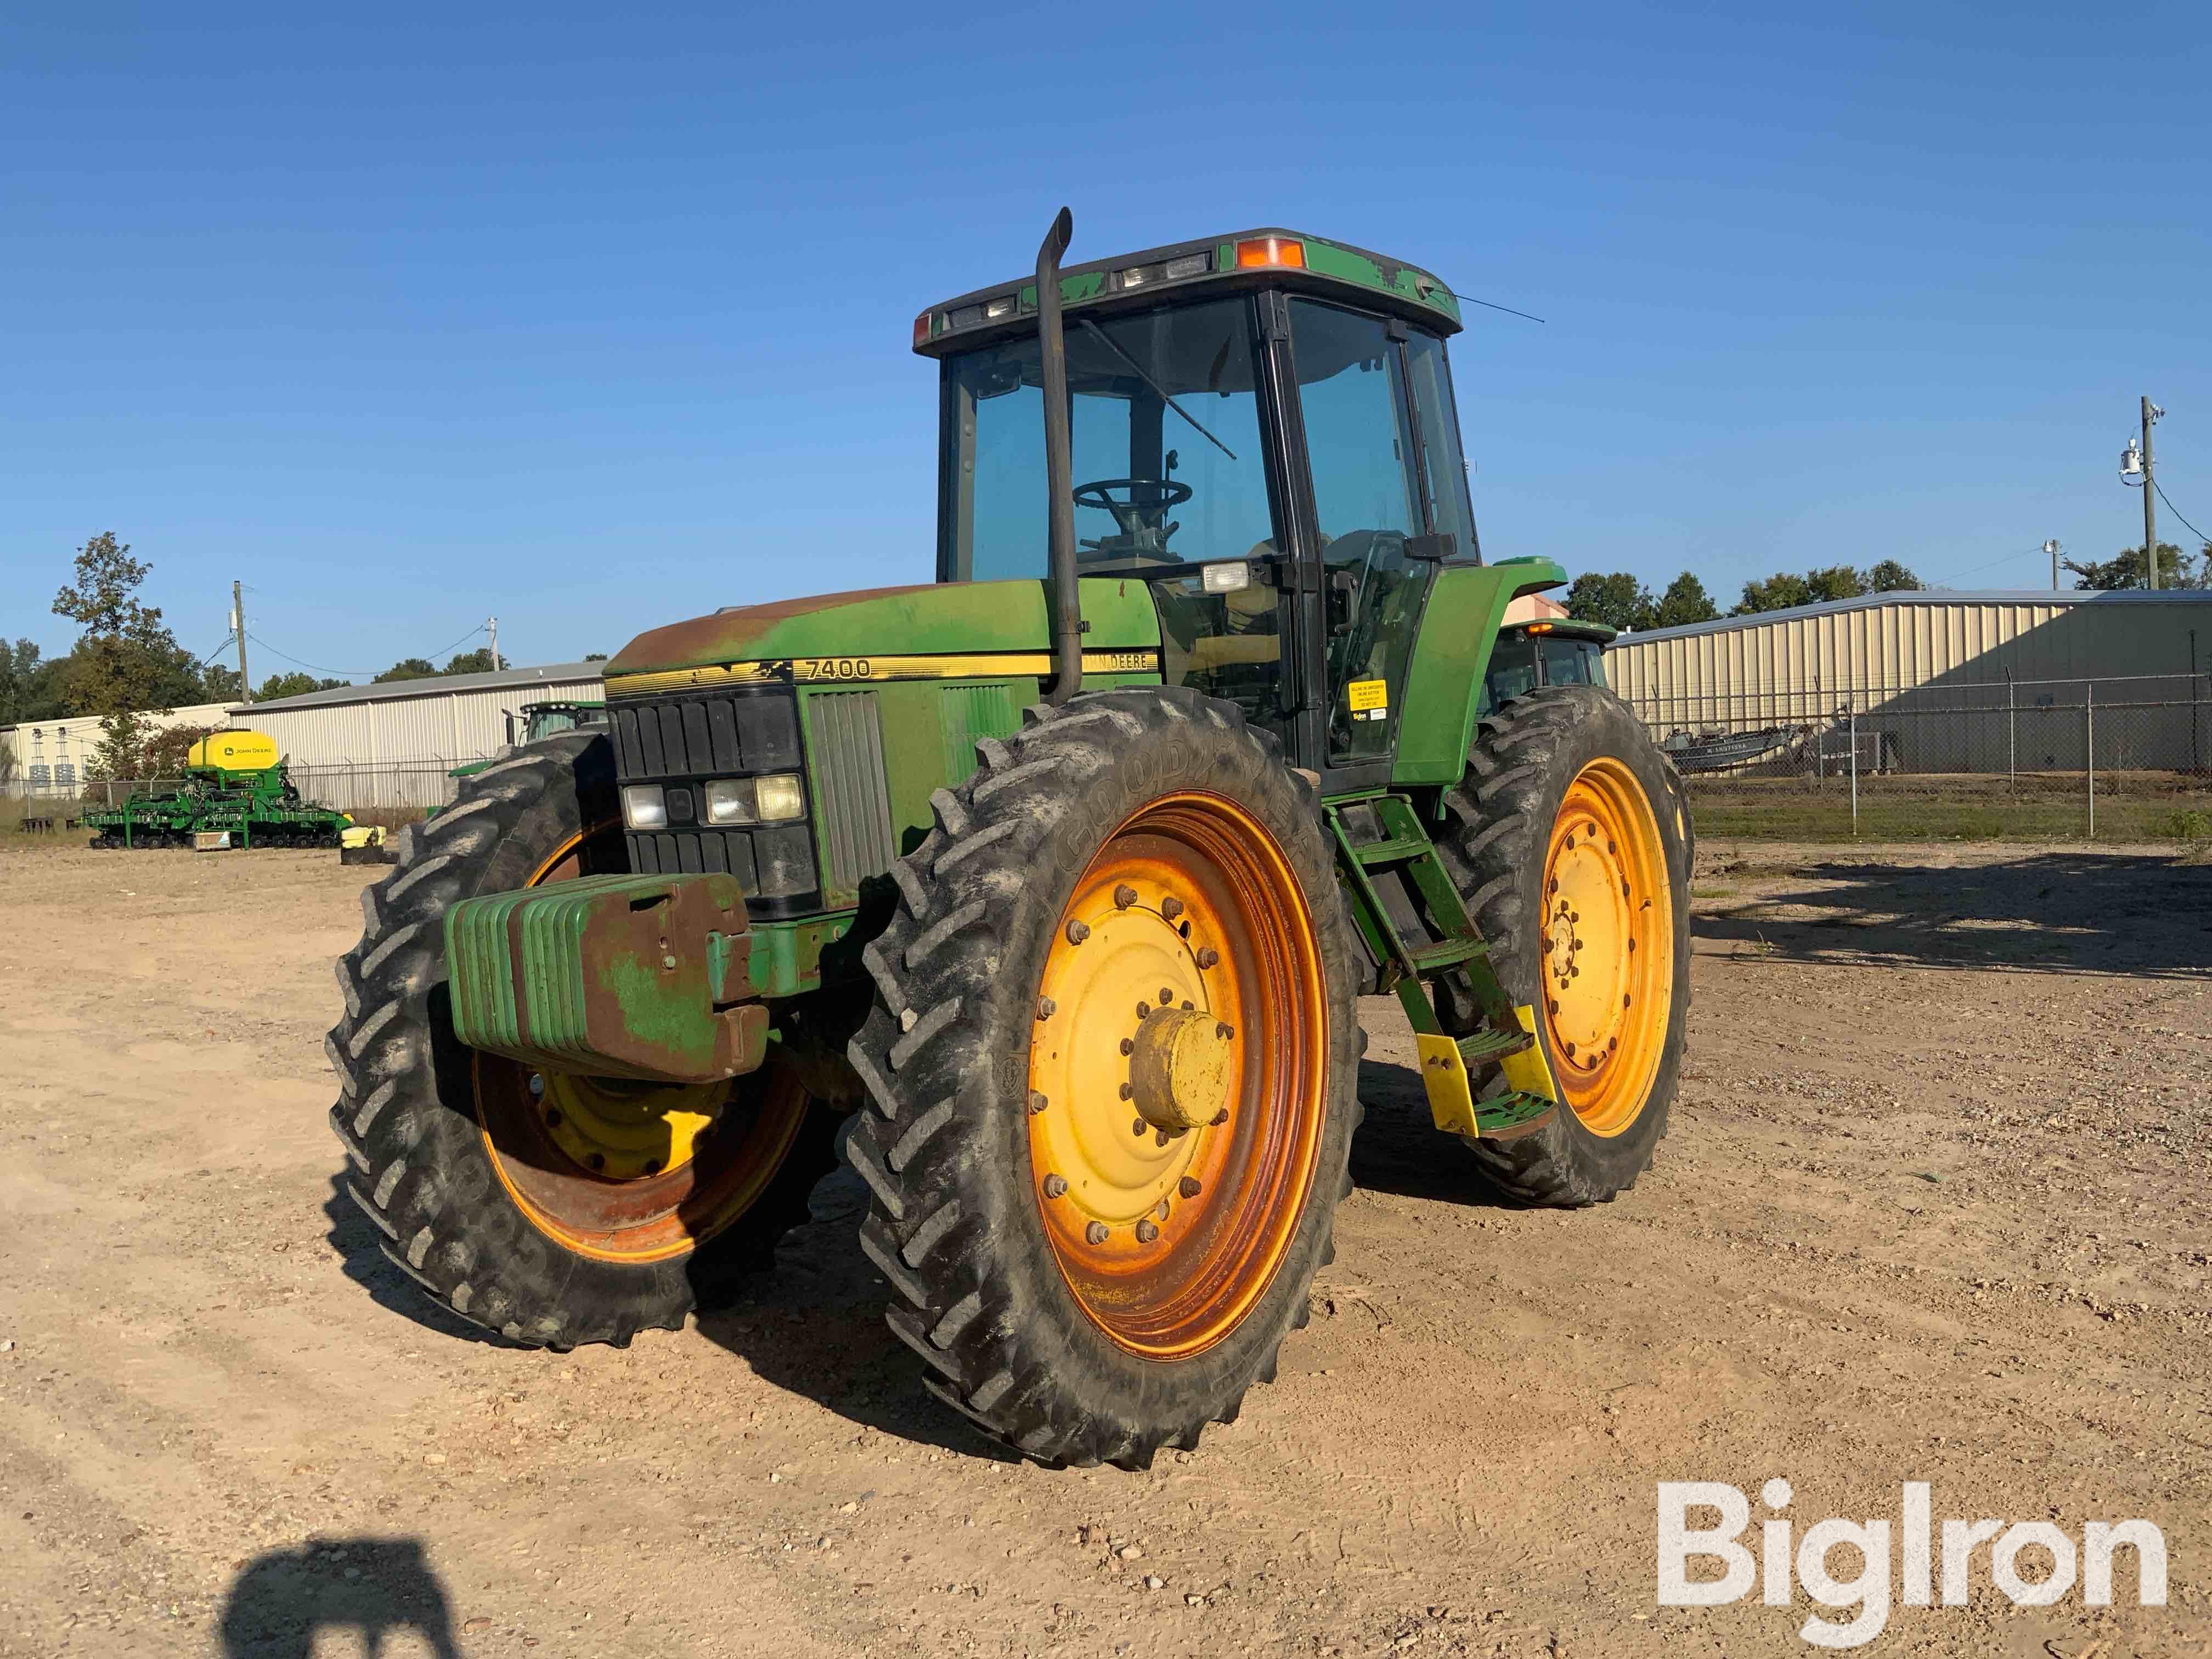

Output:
xmin=330 ymin=213 xmax=1691 ymax=1468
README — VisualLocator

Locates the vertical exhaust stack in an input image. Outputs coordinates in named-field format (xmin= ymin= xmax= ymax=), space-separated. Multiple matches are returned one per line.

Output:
xmin=1036 ymin=206 xmax=1082 ymax=704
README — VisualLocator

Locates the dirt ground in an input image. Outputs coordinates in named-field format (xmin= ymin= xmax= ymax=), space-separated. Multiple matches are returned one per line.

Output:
xmin=1 ymin=838 xmax=2207 ymax=1658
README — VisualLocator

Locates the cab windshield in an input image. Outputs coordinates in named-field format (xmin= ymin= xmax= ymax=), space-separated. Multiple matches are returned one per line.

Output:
xmin=941 ymin=297 xmax=1279 ymax=580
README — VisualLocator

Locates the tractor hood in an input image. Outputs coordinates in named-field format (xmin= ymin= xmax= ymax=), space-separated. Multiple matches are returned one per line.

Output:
xmin=604 ymin=578 xmax=1165 ymax=692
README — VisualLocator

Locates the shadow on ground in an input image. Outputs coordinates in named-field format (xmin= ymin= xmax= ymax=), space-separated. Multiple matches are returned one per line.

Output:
xmin=690 ymin=1159 xmax=1023 ymax=1463
xmin=1694 ymin=850 xmax=2212 ymax=977
xmin=1347 ymin=1056 xmax=1510 ymax=1206
xmin=323 ymin=1175 xmax=522 ymax=1347
xmin=219 ymin=1537 xmax=460 ymax=1657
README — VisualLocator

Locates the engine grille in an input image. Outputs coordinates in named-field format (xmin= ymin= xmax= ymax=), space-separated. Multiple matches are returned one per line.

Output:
xmin=609 ymin=687 xmax=819 ymax=916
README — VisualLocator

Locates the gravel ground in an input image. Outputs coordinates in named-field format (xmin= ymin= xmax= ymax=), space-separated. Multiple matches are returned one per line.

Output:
xmin=0 ymin=838 xmax=2206 ymax=1657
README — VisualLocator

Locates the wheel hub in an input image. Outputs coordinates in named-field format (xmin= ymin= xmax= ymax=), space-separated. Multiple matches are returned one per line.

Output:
xmin=1129 ymin=1006 xmax=1235 ymax=1132
xmin=533 ymin=1070 xmax=722 ymax=1180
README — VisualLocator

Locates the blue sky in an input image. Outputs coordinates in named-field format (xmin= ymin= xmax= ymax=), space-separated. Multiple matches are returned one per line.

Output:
xmin=4 ymin=4 xmax=2207 ymax=675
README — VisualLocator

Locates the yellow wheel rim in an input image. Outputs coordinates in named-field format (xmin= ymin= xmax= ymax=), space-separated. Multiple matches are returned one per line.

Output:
xmin=1539 ymin=759 xmax=1674 ymax=1137
xmin=471 ymin=824 xmax=815 ymax=1263
xmin=1028 ymin=792 xmax=1328 ymax=1361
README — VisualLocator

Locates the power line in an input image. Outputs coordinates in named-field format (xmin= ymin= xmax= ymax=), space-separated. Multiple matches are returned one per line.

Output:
xmin=1922 ymin=545 xmax=2049 ymax=589
xmin=242 ymin=634 xmax=376 ymax=678
xmin=241 ymin=621 xmax=488 ymax=683
xmin=2152 ymin=478 xmax=2209 ymax=549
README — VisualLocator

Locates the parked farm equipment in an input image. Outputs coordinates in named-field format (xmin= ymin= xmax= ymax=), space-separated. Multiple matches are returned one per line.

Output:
xmin=86 ymin=730 xmax=352 ymax=850
xmin=330 ymin=213 xmax=1694 ymax=1467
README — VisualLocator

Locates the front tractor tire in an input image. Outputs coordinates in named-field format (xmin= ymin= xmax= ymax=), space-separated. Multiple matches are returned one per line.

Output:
xmin=847 ymin=686 xmax=1362 ymax=1468
xmin=327 ymin=730 xmax=838 ymax=1348
xmin=1437 ymin=684 xmax=1693 ymax=1206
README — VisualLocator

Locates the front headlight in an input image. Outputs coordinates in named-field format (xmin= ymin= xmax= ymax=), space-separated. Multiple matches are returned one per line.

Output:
xmin=754 ymin=772 xmax=805 ymax=821
xmin=621 ymin=784 xmax=667 ymax=830
xmin=704 ymin=777 xmax=755 ymax=825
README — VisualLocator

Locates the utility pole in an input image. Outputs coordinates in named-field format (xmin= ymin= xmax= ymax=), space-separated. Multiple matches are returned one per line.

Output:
xmin=487 ymin=616 xmax=500 ymax=672
xmin=2045 ymin=538 xmax=2060 ymax=590
xmin=2142 ymin=397 xmax=2162 ymax=590
xmin=233 ymin=580 xmax=252 ymax=703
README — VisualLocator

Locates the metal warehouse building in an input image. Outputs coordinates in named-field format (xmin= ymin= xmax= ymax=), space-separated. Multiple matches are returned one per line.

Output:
xmin=236 ymin=662 xmax=605 ymax=810
xmin=1606 ymin=589 xmax=2212 ymax=774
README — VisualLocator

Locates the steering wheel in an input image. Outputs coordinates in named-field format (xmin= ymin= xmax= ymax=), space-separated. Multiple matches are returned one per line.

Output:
xmin=1074 ymin=476 xmax=1192 ymax=527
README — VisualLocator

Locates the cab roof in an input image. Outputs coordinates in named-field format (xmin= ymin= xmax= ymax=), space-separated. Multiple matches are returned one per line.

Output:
xmin=913 ymin=228 xmax=1462 ymax=358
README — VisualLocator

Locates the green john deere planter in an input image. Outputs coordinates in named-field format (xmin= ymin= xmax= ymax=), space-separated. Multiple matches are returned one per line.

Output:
xmin=87 ymin=730 xmax=351 ymax=850
xmin=329 ymin=213 xmax=1692 ymax=1468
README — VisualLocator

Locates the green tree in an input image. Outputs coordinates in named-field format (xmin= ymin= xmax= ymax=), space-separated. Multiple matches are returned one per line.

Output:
xmin=375 ymin=657 xmax=439 ymax=682
xmin=2063 ymin=541 xmax=2204 ymax=590
xmin=1563 ymin=571 xmax=1655 ymax=632
xmin=583 ymin=651 xmax=609 ymax=662
xmin=1803 ymin=565 xmax=1866 ymax=604
xmin=443 ymin=647 xmax=507 ymax=676
xmin=50 ymin=532 xmax=188 ymax=778
xmin=1650 ymin=572 xmax=1719 ymax=630
xmin=141 ymin=721 xmax=228 ymax=780
xmin=0 ymin=639 xmax=44 ymax=724
xmin=200 ymin=663 xmax=243 ymax=703
xmin=1865 ymin=558 xmax=1921 ymax=592
xmin=254 ymin=670 xmax=348 ymax=700
xmin=1733 ymin=572 xmax=1813 ymax=614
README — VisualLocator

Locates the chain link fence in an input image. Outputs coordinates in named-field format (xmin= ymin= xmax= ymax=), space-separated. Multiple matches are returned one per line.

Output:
xmin=1624 ymin=672 xmax=2212 ymax=842
xmin=5 ymin=760 xmax=471 ymax=833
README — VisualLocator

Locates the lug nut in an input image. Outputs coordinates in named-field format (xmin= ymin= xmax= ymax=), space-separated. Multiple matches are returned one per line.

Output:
xmin=1564 ymin=1041 xmax=1577 ymax=1058
xmin=1119 ymin=1037 xmax=1135 ymax=1056
xmin=1042 ymin=1173 xmax=1069 ymax=1199
xmin=1114 ymin=884 xmax=1138 ymax=909
xmin=1607 ymin=1037 xmax=1618 ymax=1052
xmin=1178 ymin=1176 xmax=1201 ymax=1199
xmin=1541 ymin=936 xmax=1553 ymax=954
xmin=544 ymin=1107 xmax=563 ymax=1127
xmin=586 ymin=1153 xmax=606 ymax=1171
xmin=1181 ymin=1000 xmax=1194 ymax=1012
xmin=1159 ymin=986 xmax=1175 ymax=1006
xmin=1029 ymin=1090 xmax=1049 ymax=1115
xmin=1548 ymin=877 xmax=1559 ymax=895
xmin=643 ymin=1158 xmax=663 ymax=1175
xmin=1547 ymin=999 xmax=1559 ymax=1015
xmin=1564 ymin=833 xmax=1575 ymax=850
xmin=1136 ymin=1219 xmax=1160 ymax=1244
xmin=1119 ymin=1082 xmax=1133 ymax=1100
xmin=1136 ymin=1001 xmax=1151 ymax=1019
xmin=1155 ymin=1199 xmax=1171 ymax=1220
xmin=1215 ymin=1022 xmax=1233 ymax=1040
xmin=1195 ymin=946 xmax=1220 ymax=969
xmin=1161 ymin=896 xmax=1184 ymax=921
xmin=1036 ymin=996 xmax=1056 ymax=1022
xmin=1132 ymin=1118 xmax=1147 ymax=1136
xmin=1623 ymin=995 xmax=1632 ymax=1008
xmin=1065 ymin=919 xmax=1090 ymax=945
xmin=1086 ymin=1221 xmax=1109 ymax=1245
xmin=1608 ymin=839 xmax=1617 ymax=854
xmin=1210 ymin=1108 xmax=1230 ymax=1126
xmin=1154 ymin=1129 xmax=1170 ymax=1146
xmin=528 ymin=1073 xmax=545 ymax=1098
xmin=1628 ymin=938 xmax=1637 ymax=953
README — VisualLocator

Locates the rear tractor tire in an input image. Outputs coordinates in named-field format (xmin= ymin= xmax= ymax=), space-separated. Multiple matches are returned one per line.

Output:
xmin=846 ymin=686 xmax=1363 ymax=1468
xmin=326 ymin=730 xmax=839 ymax=1348
xmin=1437 ymin=684 xmax=1693 ymax=1206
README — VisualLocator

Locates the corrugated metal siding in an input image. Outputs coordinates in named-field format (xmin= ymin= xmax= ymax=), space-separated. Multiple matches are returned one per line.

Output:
xmin=242 ymin=676 xmax=603 ymax=768
xmin=807 ymin=692 xmax=896 ymax=905
xmin=1606 ymin=599 xmax=2208 ymax=715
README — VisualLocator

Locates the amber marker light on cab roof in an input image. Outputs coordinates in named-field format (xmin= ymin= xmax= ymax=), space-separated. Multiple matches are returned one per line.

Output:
xmin=1235 ymin=236 xmax=1305 ymax=269
xmin=912 ymin=312 xmax=933 ymax=347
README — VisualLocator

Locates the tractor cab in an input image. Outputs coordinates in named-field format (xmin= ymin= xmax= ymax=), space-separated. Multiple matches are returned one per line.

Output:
xmin=916 ymin=229 xmax=1481 ymax=791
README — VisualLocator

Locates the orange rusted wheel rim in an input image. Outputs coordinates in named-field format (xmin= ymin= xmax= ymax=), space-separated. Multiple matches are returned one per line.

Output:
xmin=472 ymin=824 xmax=814 ymax=1262
xmin=1028 ymin=792 xmax=1328 ymax=1359
xmin=1539 ymin=759 xmax=1675 ymax=1137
